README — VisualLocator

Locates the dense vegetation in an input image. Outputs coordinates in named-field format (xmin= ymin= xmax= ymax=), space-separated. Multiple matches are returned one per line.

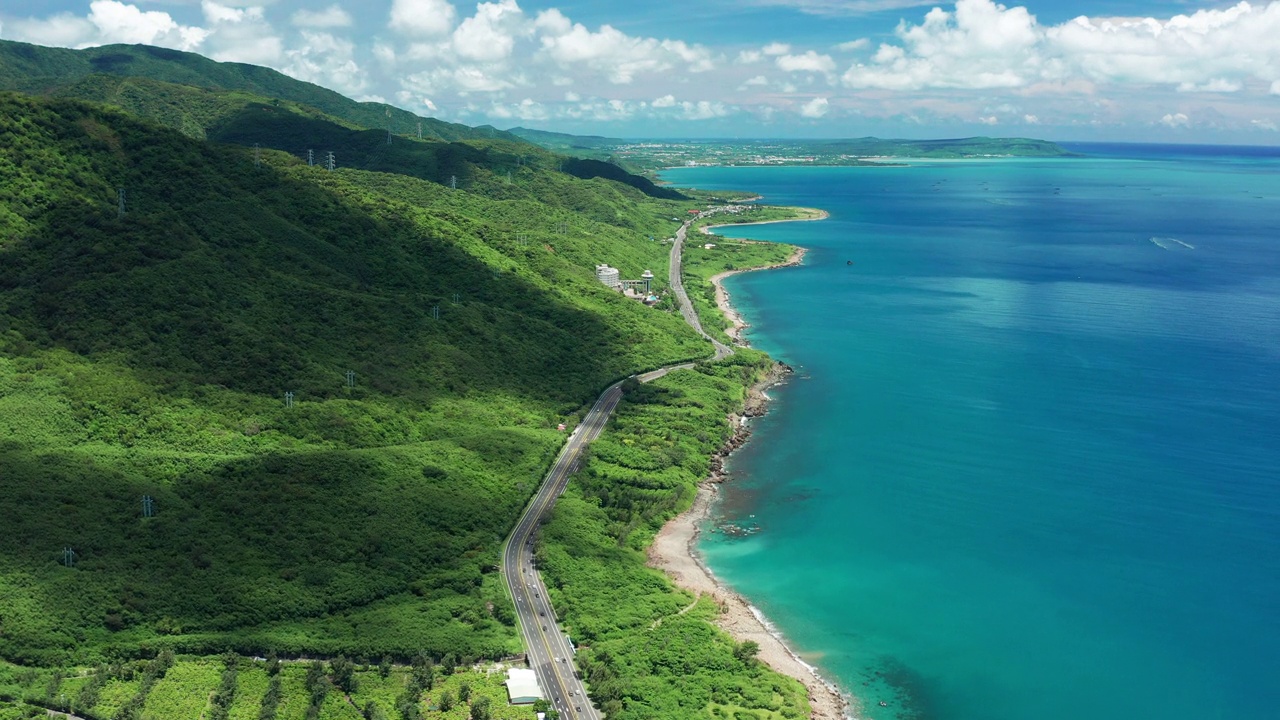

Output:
xmin=0 ymin=90 xmax=708 ymax=668
xmin=0 ymin=40 xmax=513 ymax=144
xmin=537 ymin=355 xmax=810 ymax=719
xmin=0 ymin=40 xmax=817 ymax=720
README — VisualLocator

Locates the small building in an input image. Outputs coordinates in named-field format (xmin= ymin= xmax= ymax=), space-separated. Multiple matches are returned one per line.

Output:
xmin=595 ymin=264 xmax=620 ymax=289
xmin=505 ymin=668 xmax=544 ymax=705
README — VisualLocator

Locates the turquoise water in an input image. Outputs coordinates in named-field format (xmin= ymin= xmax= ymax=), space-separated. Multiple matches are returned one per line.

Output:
xmin=663 ymin=147 xmax=1280 ymax=720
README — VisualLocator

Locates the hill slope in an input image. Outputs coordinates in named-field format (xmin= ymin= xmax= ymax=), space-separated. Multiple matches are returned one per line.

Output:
xmin=0 ymin=39 xmax=519 ymax=144
xmin=0 ymin=91 xmax=705 ymax=666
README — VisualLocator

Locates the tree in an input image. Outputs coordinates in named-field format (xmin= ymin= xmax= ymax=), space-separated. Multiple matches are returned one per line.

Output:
xmin=734 ymin=640 xmax=761 ymax=665
xmin=438 ymin=690 xmax=454 ymax=712
xmin=330 ymin=655 xmax=358 ymax=694
xmin=458 ymin=682 xmax=471 ymax=702
xmin=469 ymin=695 xmax=491 ymax=720
xmin=378 ymin=655 xmax=393 ymax=679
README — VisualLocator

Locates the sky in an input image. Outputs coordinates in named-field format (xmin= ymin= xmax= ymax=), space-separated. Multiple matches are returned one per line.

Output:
xmin=2 ymin=0 xmax=1279 ymax=142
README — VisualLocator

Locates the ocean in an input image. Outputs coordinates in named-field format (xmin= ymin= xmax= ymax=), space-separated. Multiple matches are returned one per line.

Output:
xmin=662 ymin=144 xmax=1280 ymax=720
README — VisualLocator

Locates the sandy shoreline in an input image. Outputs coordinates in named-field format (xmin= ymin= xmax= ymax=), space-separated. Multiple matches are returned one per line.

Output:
xmin=648 ymin=209 xmax=854 ymax=719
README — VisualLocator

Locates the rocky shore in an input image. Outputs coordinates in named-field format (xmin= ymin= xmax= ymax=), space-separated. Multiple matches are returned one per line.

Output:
xmin=648 ymin=360 xmax=854 ymax=720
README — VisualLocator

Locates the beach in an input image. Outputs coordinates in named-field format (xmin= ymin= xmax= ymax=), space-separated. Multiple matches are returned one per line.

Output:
xmin=649 ymin=208 xmax=852 ymax=720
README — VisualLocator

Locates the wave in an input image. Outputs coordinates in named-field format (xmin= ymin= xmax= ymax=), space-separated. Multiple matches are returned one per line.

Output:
xmin=1149 ymin=236 xmax=1196 ymax=251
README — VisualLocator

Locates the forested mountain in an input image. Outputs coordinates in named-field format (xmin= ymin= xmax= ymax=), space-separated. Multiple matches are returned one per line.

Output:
xmin=0 ymin=40 xmax=810 ymax=720
xmin=0 ymin=39 xmax=518 ymax=143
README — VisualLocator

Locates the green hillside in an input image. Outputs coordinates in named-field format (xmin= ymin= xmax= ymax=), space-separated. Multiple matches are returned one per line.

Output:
xmin=0 ymin=91 xmax=707 ymax=668
xmin=0 ymin=39 xmax=519 ymax=144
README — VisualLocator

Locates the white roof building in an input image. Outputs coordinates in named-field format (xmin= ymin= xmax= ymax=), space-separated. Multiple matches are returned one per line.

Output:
xmin=505 ymin=668 xmax=544 ymax=705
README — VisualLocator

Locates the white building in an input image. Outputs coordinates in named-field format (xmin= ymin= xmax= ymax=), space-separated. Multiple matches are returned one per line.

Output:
xmin=595 ymin=264 xmax=621 ymax=289
xmin=505 ymin=668 xmax=544 ymax=705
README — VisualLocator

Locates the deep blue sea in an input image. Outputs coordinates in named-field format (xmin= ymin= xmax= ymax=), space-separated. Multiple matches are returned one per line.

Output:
xmin=662 ymin=145 xmax=1280 ymax=720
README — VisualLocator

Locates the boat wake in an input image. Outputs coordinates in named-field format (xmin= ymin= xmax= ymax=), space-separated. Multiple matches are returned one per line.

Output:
xmin=1149 ymin=236 xmax=1196 ymax=251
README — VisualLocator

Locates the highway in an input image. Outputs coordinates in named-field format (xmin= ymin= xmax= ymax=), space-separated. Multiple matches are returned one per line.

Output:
xmin=500 ymin=219 xmax=734 ymax=720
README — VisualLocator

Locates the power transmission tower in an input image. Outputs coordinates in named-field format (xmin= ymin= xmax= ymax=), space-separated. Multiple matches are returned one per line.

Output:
xmin=516 ymin=233 xmax=528 ymax=247
xmin=345 ymin=370 xmax=355 ymax=388
xmin=432 ymin=306 xmax=440 ymax=320
xmin=62 ymin=547 xmax=76 ymax=568
xmin=557 ymin=222 xmax=569 ymax=234
xmin=417 ymin=121 xmax=423 ymax=140
xmin=506 ymin=171 xmax=512 ymax=184
xmin=141 ymin=495 xmax=154 ymax=518
xmin=117 ymin=188 xmax=126 ymax=219
xmin=326 ymin=152 xmax=336 ymax=172
xmin=308 ymin=149 xmax=314 ymax=167
xmin=450 ymin=175 xmax=457 ymax=190
xmin=254 ymin=143 xmax=261 ymax=168
xmin=284 ymin=391 xmax=295 ymax=408
xmin=452 ymin=293 xmax=460 ymax=304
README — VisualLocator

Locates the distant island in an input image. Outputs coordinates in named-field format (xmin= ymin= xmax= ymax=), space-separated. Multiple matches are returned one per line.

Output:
xmin=507 ymin=128 xmax=1077 ymax=175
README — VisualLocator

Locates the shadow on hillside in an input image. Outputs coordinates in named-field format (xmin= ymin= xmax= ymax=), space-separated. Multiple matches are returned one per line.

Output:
xmin=0 ymin=441 xmax=529 ymax=663
xmin=0 ymin=97 xmax=646 ymax=407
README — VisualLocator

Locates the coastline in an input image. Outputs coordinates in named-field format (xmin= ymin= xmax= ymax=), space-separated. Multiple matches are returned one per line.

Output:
xmin=647 ymin=365 xmax=852 ymax=720
xmin=649 ymin=207 xmax=854 ymax=719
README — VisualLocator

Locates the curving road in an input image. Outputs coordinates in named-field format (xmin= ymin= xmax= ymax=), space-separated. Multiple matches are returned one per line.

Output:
xmin=500 ymin=219 xmax=734 ymax=720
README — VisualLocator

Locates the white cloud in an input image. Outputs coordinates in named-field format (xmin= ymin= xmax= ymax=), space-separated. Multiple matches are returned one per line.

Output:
xmin=799 ymin=96 xmax=829 ymax=117
xmin=202 ymin=1 xmax=282 ymax=66
xmin=291 ymin=5 xmax=352 ymax=29
xmin=283 ymin=31 xmax=367 ymax=96
xmin=737 ymin=49 xmax=763 ymax=64
xmin=389 ymin=0 xmax=457 ymax=37
xmin=1160 ymin=112 xmax=1190 ymax=128
xmin=1024 ymin=113 xmax=1039 ymax=124
xmin=762 ymin=42 xmax=791 ymax=55
xmin=564 ymin=91 xmax=580 ymax=102
xmin=1251 ymin=119 xmax=1277 ymax=131
xmin=4 ymin=0 xmax=207 ymax=51
xmin=843 ymin=0 xmax=1280 ymax=94
xmin=836 ymin=38 xmax=869 ymax=51
xmin=979 ymin=115 xmax=999 ymax=124
xmin=652 ymin=94 xmax=677 ymax=108
xmin=748 ymin=0 xmax=938 ymax=16
xmin=452 ymin=0 xmax=526 ymax=62
xmin=487 ymin=98 xmax=548 ymax=120
xmin=777 ymin=50 xmax=835 ymax=74
xmin=679 ymin=100 xmax=729 ymax=120
xmin=742 ymin=75 xmax=768 ymax=86
xmin=534 ymin=9 xmax=715 ymax=83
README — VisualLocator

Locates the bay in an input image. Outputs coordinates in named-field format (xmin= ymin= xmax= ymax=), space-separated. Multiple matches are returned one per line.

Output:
xmin=662 ymin=146 xmax=1280 ymax=720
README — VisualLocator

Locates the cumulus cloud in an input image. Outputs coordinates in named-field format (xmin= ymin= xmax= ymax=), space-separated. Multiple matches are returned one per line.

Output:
xmin=3 ymin=0 xmax=207 ymax=51
xmin=777 ymin=51 xmax=836 ymax=74
xmin=283 ymin=31 xmax=367 ymax=96
xmin=534 ymin=9 xmax=715 ymax=83
xmin=291 ymin=5 xmax=353 ymax=29
xmin=843 ymin=0 xmax=1280 ymax=95
xmin=678 ymin=100 xmax=729 ymax=120
xmin=1252 ymin=119 xmax=1277 ymax=131
xmin=452 ymin=0 xmax=526 ymax=62
xmin=389 ymin=0 xmax=457 ymax=37
xmin=835 ymin=38 xmax=869 ymax=51
xmin=1024 ymin=113 xmax=1039 ymax=124
xmin=762 ymin=42 xmax=791 ymax=55
xmin=201 ymin=1 xmax=283 ymax=66
xmin=652 ymin=94 xmax=677 ymax=107
xmin=799 ymin=96 xmax=829 ymax=117
xmin=1160 ymin=112 xmax=1190 ymax=127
